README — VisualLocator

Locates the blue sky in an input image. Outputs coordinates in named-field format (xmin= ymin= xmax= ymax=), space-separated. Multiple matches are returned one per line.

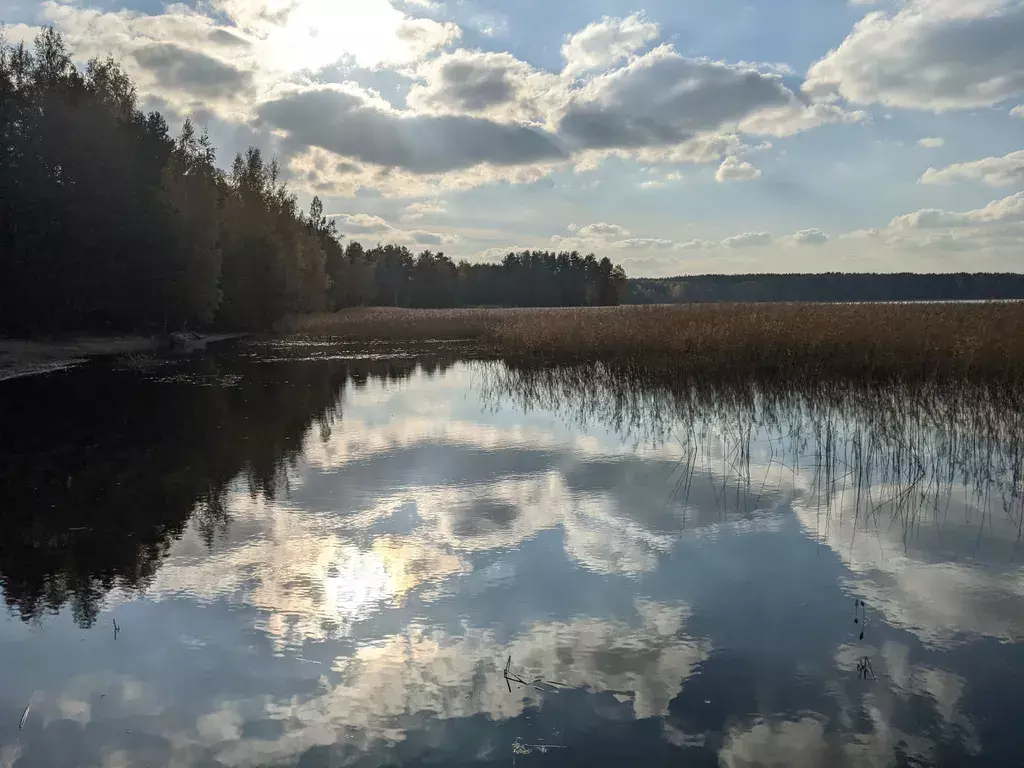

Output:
xmin=2 ymin=0 xmax=1022 ymax=275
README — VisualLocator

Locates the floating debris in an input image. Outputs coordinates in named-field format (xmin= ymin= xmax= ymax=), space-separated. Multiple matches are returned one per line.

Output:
xmin=856 ymin=657 xmax=876 ymax=681
xmin=503 ymin=656 xmax=568 ymax=694
xmin=18 ymin=701 xmax=30 ymax=731
xmin=113 ymin=618 xmax=120 ymax=637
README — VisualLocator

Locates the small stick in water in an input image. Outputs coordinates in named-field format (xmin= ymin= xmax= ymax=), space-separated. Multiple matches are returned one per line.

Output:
xmin=113 ymin=618 xmax=120 ymax=636
xmin=19 ymin=701 xmax=30 ymax=731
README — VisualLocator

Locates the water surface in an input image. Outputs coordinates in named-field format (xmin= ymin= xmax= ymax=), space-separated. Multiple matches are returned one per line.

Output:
xmin=1 ymin=342 xmax=1022 ymax=767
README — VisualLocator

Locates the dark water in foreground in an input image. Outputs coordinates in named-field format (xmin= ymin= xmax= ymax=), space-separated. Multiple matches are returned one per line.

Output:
xmin=1 ymin=342 xmax=1023 ymax=767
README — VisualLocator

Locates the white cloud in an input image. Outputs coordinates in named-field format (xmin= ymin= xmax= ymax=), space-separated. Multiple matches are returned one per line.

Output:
xmin=561 ymin=14 xmax=660 ymax=76
xmin=211 ymin=0 xmax=459 ymax=71
xmin=920 ymin=150 xmax=1024 ymax=187
xmin=574 ymin=222 xmax=630 ymax=238
xmin=331 ymin=212 xmax=460 ymax=246
xmin=715 ymin=156 xmax=761 ymax=182
xmin=722 ymin=232 xmax=773 ymax=248
xmin=401 ymin=200 xmax=447 ymax=221
xmin=805 ymin=0 xmax=1024 ymax=110
xmin=889 ymin=191 xmax=1024 ymax=228
xmin=782 ymin=228 xmax=830 ymax=245
xmin=917 ymin=137 xmax=945 ymax=148
xmin=679 ymin=239 xmax=718 ymax=251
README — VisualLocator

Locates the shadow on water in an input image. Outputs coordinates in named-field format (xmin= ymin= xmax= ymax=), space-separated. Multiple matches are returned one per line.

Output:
xmin=0 ymin=344 xmax=461 ymax=628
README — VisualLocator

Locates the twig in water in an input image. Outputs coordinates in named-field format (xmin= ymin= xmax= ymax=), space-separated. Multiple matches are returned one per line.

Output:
xmin=18 ymin=701 xmax=30 ymax=731
xmin=503 ymin=656 xmax=568 ymax=693
xmin=113 ymin=618 xmax=120 ymax=637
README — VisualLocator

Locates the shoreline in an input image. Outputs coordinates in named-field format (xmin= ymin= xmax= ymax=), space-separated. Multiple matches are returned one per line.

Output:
xmin=0 ymin=334 xmax=247 ymax=382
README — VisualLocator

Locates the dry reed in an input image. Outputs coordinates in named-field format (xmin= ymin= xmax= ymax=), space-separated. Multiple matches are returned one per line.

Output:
xmin=280 ymin=303 xmax=1024 ymax=382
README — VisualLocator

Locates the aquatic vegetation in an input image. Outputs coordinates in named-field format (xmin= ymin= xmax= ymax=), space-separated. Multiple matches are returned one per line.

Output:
xmin=281 ymin=303 xmax=1024 ymax=382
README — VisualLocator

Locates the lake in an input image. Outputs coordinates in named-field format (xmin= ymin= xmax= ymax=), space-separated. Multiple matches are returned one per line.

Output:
xmin=1 ymin=341 xmax=1023 ymax=767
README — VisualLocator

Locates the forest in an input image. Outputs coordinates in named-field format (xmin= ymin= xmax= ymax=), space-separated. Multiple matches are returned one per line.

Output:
xmin=627 ymin=273 xmax=1024 ymax=304
xmin=0 ymin=31 xmax=627 ymax=334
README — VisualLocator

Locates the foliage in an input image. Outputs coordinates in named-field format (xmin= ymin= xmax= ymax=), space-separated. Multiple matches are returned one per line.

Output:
xmin=0 ymin=31 xmax=628 ymax=334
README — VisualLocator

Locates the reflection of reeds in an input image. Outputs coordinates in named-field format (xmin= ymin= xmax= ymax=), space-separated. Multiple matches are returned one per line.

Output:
xmin=484 ymin=362 xmax=1024 ymax=542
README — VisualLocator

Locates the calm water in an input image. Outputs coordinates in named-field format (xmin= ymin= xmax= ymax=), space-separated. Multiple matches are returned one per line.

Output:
xmin=1 ymin=342 xmax=1023 ymax=767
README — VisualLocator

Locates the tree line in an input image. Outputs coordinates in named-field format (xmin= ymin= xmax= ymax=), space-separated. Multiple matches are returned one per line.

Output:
xmin=627 ymin=273 xmax=1024 ymax=304
xmin=0 ymin=31 xmax=627 ymax=334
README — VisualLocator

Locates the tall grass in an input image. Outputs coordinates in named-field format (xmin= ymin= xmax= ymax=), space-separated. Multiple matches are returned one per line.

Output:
xmin=280 ymin=303 xmax=1024 ymax=382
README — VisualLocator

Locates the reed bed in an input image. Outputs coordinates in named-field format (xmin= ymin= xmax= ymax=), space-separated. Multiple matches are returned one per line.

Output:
xmin=280 ymin=302 xmax=1024 ymax=382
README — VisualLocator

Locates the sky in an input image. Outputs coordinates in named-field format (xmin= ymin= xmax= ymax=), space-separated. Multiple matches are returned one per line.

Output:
xmin=2 ymin=0 xmax=1023 ymax=276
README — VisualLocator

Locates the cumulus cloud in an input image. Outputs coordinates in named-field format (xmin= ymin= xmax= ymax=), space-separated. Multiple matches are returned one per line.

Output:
xmin=330 ymin=212 xmax=460 ymax=246
xmin=715 ymin=156 xmax=761 ymax=182
xmin=782 ymin=228 xmax=829 ymax=245
xmin=557 ymin=46 xmax=798 ymax=151
xmin=919 ymin=150 xmax=1024 ymax=187
xmin=833 ymin=191 xmax=1024 ymax=259
xmin=679 ymin=239 xmax=718 ymax=251
xmin=133 ymin=42 xmax=255 ymax=99
xmin=721 ymin=232 xmax=773 ymax=248
xmin=211 ymin=0 xmax=459 ymax=70
xmin=288 ymin=145 xmax=565 ymax=198
xmin=888 ymin=191 xmax=1024 ymax=229
xmin=917 ymin=137 xmax=945 ymax=148
xmin=260 ymin=85 xmax=567 ymax=174
xmin=573 ymin=222 xmax=630 ymax=238
xmin=561 ymin=14 xmax=660 ymax=76
xmin=33 ymin=1 xmax=263 ymax=115
xmin=552 ymin=221 xmax=695 ymax=256
xmin=406 ymin=50 xmax=559 ymax=122
xmin=402 ymin=200 xmax=447 ymax=221
xmin=805 ymin=0 xmax=1024 ymax=110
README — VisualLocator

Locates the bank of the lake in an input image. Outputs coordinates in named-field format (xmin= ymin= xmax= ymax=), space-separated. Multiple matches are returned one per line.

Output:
xmin=0 ymin=333 xmax=247 ymax=381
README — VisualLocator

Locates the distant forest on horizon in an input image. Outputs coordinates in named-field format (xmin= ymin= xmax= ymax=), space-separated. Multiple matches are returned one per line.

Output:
xmin=626 ymin=273 xmax=1024 ymax=304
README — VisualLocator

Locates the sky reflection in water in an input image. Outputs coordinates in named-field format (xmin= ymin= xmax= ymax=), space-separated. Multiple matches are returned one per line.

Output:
xmin=0 ymin=346 xmax=1022 ymax=767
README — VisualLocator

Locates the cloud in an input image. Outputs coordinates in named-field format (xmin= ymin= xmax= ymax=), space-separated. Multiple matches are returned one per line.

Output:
xmin=288 ymin=146 xmax=565 ymax=198
xmin=211 ymin=0 xmax=459 ymax=71
xmin=133 ymin=42 xmax=254 ymax=99
xmin=616 ymin=237 xmax=677 ymax=249
xmin=805 ymin=0 xmax=1024 ymax=110
xmin=782 ymin=228 xmax=829 ymax=245
xmin=331 ymin=213 xmax=392 ymax=234
xmin=721 ymin=232 xmax=773 ymax=248
xmin=917 ymin=137 xmax=945 ymax=148
xmin=1013 ymin=105 xmax=1024 ymax=117
xmin=919 ymin=150 xmax=1024 ymax=187
xmin=557 ymin=45 xmax=797 ymax=151
xmin=259 ymin=85 xmax=567 ymax=174
xmin=561 ymin=14 xmax=660 ymax=76
xmin=330 ymin=212 xmax=460 ymax=246
xmin=888 ymin=191 xmax=1024 ymax=229
xmin=574 ymin=222 xmax=630 ymax=238
xmin=401 ymin=200 xmax=447 ymax=221
xmin=406 ymin=50 xmax=559 ymax=122
xmin=715 ymin=156 xmax=761 ymax=182
xmin=679 ymin=239 xmax=718 ymax=250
